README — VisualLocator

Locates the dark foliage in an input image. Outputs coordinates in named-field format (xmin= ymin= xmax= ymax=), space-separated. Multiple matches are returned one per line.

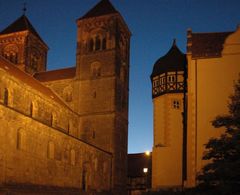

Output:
xmin=197 ymin=78 xmax=240 ymax=194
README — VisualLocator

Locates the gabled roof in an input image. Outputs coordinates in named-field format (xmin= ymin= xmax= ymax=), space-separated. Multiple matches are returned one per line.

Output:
xmin=151 ymin=40 xmax=186 ymax=78
xmin=79 ymin=0 xmax=118 ymax=20
xmin=34 ymin=67 xmax=76 ymax=82
xmin=0 ymin=14 xmax=45 ymax=44
xmin=188 ymin=31 xmax=233 ymax=58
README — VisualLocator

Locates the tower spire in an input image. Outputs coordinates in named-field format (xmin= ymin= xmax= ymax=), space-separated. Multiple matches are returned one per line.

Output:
xmin=22 ymin=2 xmax=27 ymax=15
xmin=173 ymin=38 xmax=177 ymax=46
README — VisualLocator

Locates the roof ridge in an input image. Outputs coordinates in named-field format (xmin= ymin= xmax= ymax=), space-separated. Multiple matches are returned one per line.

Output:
xmin=192 ymin=31 xmax=233 ymax=35
xmin=35 ymin=66 xmax=76 ymax=75
xmin=79 ymin=0 xmax=118 ymax=20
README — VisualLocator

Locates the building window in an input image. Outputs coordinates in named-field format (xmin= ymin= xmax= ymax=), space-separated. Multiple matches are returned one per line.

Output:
xmin=143 ymin=168 xmax=148 ymax=173
xmin=89 ymin=38 xmax=94 ymax=52
xmin=173 ymin=100 xmax=180 ymax=109
xmin=95 ymin=36 xmax=101 ymax=51
xmin=30 ymin=102 xmax=33 ymax=117
xmin=92 ymin=130 xmax=95 ymax=139
xmin=88 ymin=33 xmax=107 ymax=52
xmin=48 ymin=141 xmax=55 ymax=159
xmin=70 ymin=149 xmax=76 ymax=165
xmin=168 ymin=75 xmax=175 ymax=82
xmin=102 ymin=37 xmax=106 ymax=50
xmin=17 ymin=129 xmax=25 ymax=150
xmin=3 ymin=44 xmax=19 ymax=64
xmin=91 ymin=62 xmax=101 ymax=78
xmin=3 ymin=88 xmax=8 ymax=106
xmin=94 ymin=158 xmax=98 ymax=171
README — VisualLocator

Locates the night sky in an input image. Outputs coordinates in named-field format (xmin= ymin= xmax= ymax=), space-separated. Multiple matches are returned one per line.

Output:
xmin=1 ymin=0 xmax=240 ymax=153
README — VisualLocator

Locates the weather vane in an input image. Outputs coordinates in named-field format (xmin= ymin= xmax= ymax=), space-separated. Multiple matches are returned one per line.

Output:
xmin=23 ymin=2 xmax=27 ymax=15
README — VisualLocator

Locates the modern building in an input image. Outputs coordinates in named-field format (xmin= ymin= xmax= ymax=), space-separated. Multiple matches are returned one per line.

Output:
xmin=0 ymin=0 xmax=131 ymax=194
xmin=151 ymin=27 xmax=240 ymax=189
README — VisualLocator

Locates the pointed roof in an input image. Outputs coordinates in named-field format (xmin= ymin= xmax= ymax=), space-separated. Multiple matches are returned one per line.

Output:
xmin=79 ymin=0 xmax=118 ymax=20
xmin=0 ymin=15 xmax=44 ymax=43
xmin=151 ymin=39 xmax=186 ymax=78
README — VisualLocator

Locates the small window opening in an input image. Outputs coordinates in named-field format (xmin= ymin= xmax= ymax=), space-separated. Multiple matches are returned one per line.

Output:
xmin=4 ymin=88 xmax=8 ymax=106
xmin=95 ymin=36 xmax=101 ymax=51
xmin=173 ymin=100 xmax=180 ymax=109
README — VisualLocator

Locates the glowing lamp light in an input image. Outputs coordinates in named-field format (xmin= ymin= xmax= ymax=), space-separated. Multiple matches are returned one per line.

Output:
xmin=143 ymin=168 xmax=148 ymax=173
xmin=145 ymin=150 xmax=150 ymax=156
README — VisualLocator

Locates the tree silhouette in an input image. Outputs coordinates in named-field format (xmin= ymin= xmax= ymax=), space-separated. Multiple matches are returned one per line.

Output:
xmin=197 ymin=78 xmax=240 ymax=194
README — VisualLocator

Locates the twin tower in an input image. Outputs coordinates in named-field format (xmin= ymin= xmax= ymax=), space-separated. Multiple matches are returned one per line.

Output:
xmin=0 ymin=0 xmax=131 ymax=192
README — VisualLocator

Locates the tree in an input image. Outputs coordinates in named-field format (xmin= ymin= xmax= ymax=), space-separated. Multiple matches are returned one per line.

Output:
xmin=197 ymin=78 xmax=240 ymax=194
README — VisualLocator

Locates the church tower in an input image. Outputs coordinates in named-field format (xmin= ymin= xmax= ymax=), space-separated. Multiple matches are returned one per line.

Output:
xmin=0 ymin=14 xmax=48 ymax=74
xmin=150 ymin=40 xmax=187 ymax=189
xmin=75 ymin=0 xmax=131 ymax=192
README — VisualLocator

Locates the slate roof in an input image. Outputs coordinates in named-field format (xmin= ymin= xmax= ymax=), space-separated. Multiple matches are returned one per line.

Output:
xmin=79 ymin=0 xmax=118 ymax=20
xmin=151 ymin=40 xmax=186 ymax=78
xmin=34 ymin=67 xmax=76 ymax=82
xmin=188 ymin=31 xmax=233 ymax=58
xmin=128 ymin=153 xmax=152 ymax=177
xmin=0 ymin=15 xmax=46 ymax=45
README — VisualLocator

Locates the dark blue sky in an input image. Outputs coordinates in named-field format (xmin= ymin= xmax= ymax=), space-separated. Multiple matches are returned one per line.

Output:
xmin=1 ymin=0 xmax=240 ymax=153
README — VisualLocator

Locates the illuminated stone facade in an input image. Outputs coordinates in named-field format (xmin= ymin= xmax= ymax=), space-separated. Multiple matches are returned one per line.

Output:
xmin=151 ymin=27 xmax=240 ymax=189
xmin=0 ymin=0 xmax=130 ymax=194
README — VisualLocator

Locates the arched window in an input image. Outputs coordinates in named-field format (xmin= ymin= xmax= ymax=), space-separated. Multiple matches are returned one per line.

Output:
xmin=3 ymin=44 xmax=19 ymax=64
xmin=48 ymin=141 xmax=55 ymax=159
xmin=30 ymin=102 xmax=33 ymax=117
xmin=94 ymin=158 xmax=98 ymax=171
xmin=70 ymin=149 xmax=76 ymax=165
xmin=17 ymin=128 xmax=26 ymax=150
xmin=4 ymin=88 xmax=8 ymax=106
xmin=89 ymin=38 xmax=94 ymax=52
xmin=30 ymin=49 xmax=40 ymax=72
xmin=95 ymin=36 xmax=101 ymax=51
xmin=103 ymin=161 xmax=108 ymax=173
xmin=102 ymin=37 xmax=106 ymax=50
xmin=51 ymin=112 xmax=56 ymax=127
xmin=91 ymin=62 xmax=101 ymax=78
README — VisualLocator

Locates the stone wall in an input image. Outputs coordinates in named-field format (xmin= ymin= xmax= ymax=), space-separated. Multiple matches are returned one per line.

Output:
xmin=0 ymin=61 xmax=112 ymax=193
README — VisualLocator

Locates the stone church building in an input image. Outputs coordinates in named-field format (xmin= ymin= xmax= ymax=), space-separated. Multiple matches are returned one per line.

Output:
xmin=151 ymin=27 xmax=240 ymax=189
xmin=0 ymin=0 xmax=130 ymax=194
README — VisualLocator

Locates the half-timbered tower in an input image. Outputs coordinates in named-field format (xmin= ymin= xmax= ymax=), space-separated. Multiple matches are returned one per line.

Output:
xmin=151 ymin=40 xmax=187 ymax=189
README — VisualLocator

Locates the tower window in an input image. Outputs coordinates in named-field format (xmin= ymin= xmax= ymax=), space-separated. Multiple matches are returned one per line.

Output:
xmin=102 ymin=37 xmax=106 ymax=50
xmin=91 ymin=62 xmax=101 ymax=78
xmin=168 ymin=75 xmax=175 ymax=82
xmin=88 ymin=32 xmax=107 ymax=52
xmin=95 ymin=36 xmax=101 ymax=51
xmin=173 ymin=100 xmax=180 ymax=109
xmin=89 ymin=38 xmax=94 ymax=52
xmin=3 ymin=44 xmax=19 ymax=64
